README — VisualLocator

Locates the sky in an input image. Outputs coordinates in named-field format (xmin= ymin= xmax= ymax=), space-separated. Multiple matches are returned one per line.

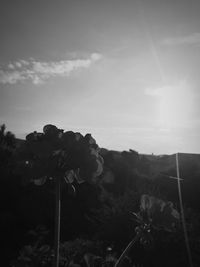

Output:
xmin=0 ymin=0 xmax=200 ymax=154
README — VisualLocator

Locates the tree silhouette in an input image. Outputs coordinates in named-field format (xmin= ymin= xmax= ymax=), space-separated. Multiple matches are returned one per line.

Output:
xmin=0 ymin=124 xmax=16 ymax=179
xmin=17 ymin=124 xmax=104 ymax=267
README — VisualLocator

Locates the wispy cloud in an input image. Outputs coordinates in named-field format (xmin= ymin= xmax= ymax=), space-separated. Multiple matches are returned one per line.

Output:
xmin=0 ymin=53 xmax=102 ymax=85
xmin=162 ymin=32 xmax=200 ymax=46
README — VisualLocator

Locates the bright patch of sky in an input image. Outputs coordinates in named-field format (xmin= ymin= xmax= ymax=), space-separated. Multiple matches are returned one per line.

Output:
xmin=0 ymin=0 xmax=200 ymax=154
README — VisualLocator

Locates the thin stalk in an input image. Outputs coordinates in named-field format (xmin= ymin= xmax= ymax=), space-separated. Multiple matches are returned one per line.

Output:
xmin=176 ymin=153 xmax=193 ymax=267
xmin=114 ymin=233 xmax=141 ymax=267
xmin=54 ymin=176 xmax=61 ymax=267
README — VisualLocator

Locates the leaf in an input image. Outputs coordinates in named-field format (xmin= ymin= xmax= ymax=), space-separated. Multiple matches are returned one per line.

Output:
xmin=38 ymin=245 xmax=50 ymax=253
xmin=139 ymin=194 xmax=180 ymax=232
xmin=64 ymin=170 xmax=75 ymax=183
xmin=33 ymin=176 xmax=47 ymax=186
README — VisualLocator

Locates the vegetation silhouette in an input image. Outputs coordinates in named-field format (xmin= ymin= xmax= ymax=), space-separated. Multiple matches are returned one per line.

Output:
xmin=17 ymin=124 xmax=104 ymax=267
xmin=1 ymin=124 xmax=200 ymax=266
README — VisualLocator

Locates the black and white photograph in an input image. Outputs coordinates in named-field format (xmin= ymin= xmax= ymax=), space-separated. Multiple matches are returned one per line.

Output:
xmin=0 ymin=0 xmax=200 ymax=266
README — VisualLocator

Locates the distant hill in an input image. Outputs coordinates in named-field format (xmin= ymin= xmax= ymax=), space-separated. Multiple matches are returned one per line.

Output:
xmin=16 ymin=138 xmax=200 ymax=182
xmin=141 ymin=152 xmax=200 ymax=179
xmin=15 ymin=139 xmax=200 ymax=207
xmin=98 ymin=149 xmax=200 ymax=208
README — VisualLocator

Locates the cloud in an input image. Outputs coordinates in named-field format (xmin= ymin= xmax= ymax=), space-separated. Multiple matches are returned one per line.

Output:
xmin=0 ymin=53 xmax=102 ymax=85
xmin=162 ymin=32 xmax=200 ymax=46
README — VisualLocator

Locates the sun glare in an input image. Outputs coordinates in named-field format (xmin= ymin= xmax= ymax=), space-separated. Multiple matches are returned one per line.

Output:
xmin=153 ymin=81 xmax=194 ymax=130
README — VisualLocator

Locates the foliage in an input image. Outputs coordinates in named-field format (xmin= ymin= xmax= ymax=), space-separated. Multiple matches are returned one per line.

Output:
xmin=1 ymin=124 xmax=200 ymax=266
xmin=11 ymin=225 xmax=51 ymax=267
xmin=114 ymin=194 xmax=181 ymax=267
xmin=13 ymin=236 xmax=116 ymax=267
xmin=0 ymin=124 xmax=16 ymax=150
xmin=0 ymin=124 xmax=16 ymax=174
xmin=17 ymin=124 xmax=104 ymax=184
xmin=59 ymin=239 xmax=103 ymax=266
xmin=138 ymin=194 xmax=180 ymax=232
